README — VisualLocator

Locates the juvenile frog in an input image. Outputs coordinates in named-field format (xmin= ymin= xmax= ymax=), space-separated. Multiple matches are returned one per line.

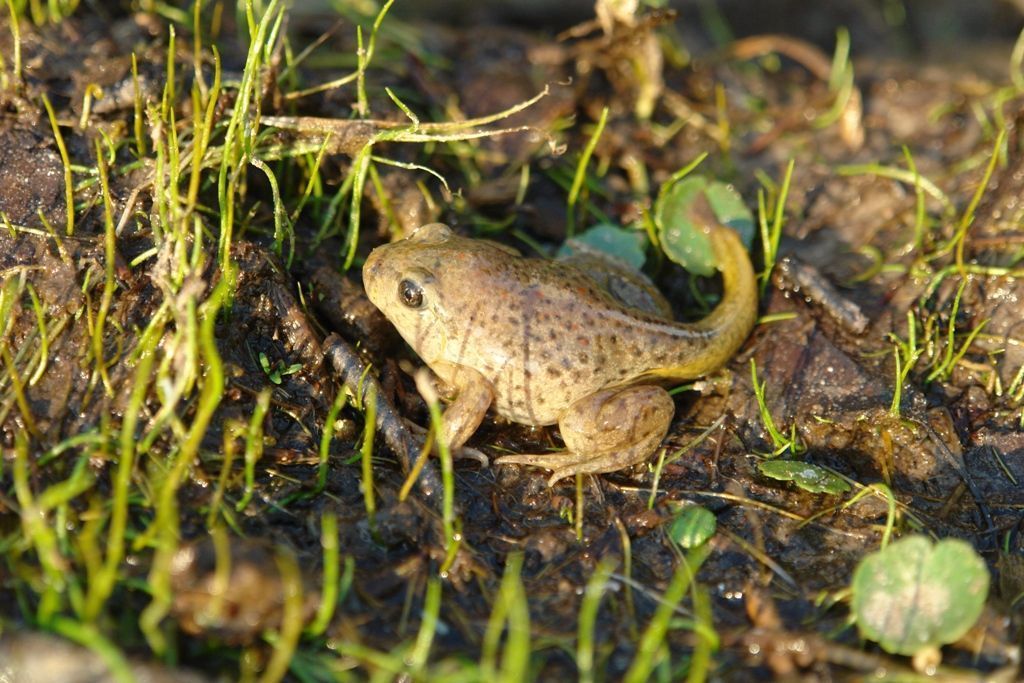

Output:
xmin=362 ymin=220 xmax=757 ymax=484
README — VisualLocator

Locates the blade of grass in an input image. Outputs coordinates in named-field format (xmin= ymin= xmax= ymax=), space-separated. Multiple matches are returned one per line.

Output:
xmin=13 ymin=430 xmax=64 ymax=621
xmin=186 ymin=46 xmax=222 ymax=216
xmin=686 ymin=582 xmax=717 ymax=683
xmin=130 ymin=53 xmax=145 ymax=157
xmin=901 ymin=146 xmax=927 ymax=252
xmin=355 ymin=0 xmax=394 ymax=117
xmin=837 ymin=162 xmax=952 ymax=215
xmin=414 ymin=369 xmax=460 ymax=574
xmin=83 ymin=314 xmax=162 ymax=621
xmin=317 ymin=386 xmax=348 ymax=491
xmin=758 ymin=158 xmax=794 ymax=295
xmin=360 ymin=382 xmax=377 ymax=531
xmin=251 ymin=155 xmax=294 ymax=266
xmin=139 ymin=276 xmax=229 ymax=653
xmin=306 ymin=512 xmax=341 ymax=637
xmin=750 ymin=358 xmax=801 ymax=455
xmin=290 ymin=134 xmax=333 ymax=226
xmin=41 ymin=93 xmax=73 ymax=236
xmin=578 ymin=558 xmax=616 ymax=683
xmin=1 ymin=344 xmax=38 ymax=437
xmin=952 ymin=128 xmax=1005 ymax=275
xmin=575 ymin=473 xmax=584 ymax=541
xmin=406 ymin=578 xmax=442 ymax=675
xmin=24 ymin=283 xmax=49 ymax=385
xmin=206 ymin=422 xmax=240 ymax=528
xmin=5 ymin=0 xmax=22 ymax=88
xmin=889 ymin=310 xmax=921 ymax=416
xmin=623 ymin=544 xmax=711 ymax=683
xmin=567 ymin=105 xmax=609 ymax=237
xmin=90 ymin=138 xmax=116 ymax=397
xmin=342 ymin=143 xmax=372 ymax=270
xmin=234 ymin=387 xmax=270 ymax=512
xmin=480 ymin=553 xmax=530 ymax=680
xmin=217 ymin=0 xmax=283 ymax=273
xmin=259 ymin=546 xmax=305 ymax=683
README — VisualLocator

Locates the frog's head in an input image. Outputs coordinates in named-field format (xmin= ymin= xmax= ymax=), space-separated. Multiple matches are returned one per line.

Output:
xmin=362 ymin=223 xmax=457 ymax=364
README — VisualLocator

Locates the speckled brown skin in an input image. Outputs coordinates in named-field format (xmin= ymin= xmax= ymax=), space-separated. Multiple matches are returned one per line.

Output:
xmin=363 ymin=222 xmax=757 ymax=484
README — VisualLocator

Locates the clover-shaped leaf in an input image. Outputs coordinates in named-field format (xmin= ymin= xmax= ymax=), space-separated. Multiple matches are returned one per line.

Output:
xmin=654 ymin=175 xmax=754 ymax=276
xmin=851 ymin=535 xmax=989 ymax=656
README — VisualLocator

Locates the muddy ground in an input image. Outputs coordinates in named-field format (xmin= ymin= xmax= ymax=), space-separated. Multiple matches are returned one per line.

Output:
xmin=2 ymin=1 xmax=1024 ymax=680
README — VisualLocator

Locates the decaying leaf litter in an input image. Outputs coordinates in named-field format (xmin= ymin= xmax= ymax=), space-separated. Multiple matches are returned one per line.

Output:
xmin=1 ymin=1 xmax=1023 ymax=679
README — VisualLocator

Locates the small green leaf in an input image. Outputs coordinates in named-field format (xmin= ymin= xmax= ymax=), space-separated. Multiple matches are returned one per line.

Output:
xmin=668 ymin=506 xmax=716 ymax=549
xmin=851 ymin=535 xmax=989 ymax=656
xmin=258 ymin=352 xmax=283 ymax=385
xmin=654 ymin=175 xmax=753 ymax=276
xmin=758 ymin=460 xmax=851 ymax=494
xmin=558 ymin=222 xmax=647 ymax=271
xmin=704 ymin=182 xmax=755 ymax=245
xmin=655 ymin=176 xmax=712 ymax=276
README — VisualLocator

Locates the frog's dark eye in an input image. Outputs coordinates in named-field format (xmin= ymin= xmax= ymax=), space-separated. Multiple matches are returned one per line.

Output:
xmin=399 ymin=279 xmax=424 ymax=309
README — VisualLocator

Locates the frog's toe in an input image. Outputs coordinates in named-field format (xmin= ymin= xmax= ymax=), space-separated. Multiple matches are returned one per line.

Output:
xmin=546 ymin=466 xmax=580 ymax=486
xmin=546 ymin=450 xmax=647 ymax=484
xmin=494 ymin=452 xmax=568 ymax=472
xmin=455 ymin=445 xmax=489 ymax=466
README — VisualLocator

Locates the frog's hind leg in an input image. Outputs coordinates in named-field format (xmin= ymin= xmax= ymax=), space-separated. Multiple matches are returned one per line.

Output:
xmin=495 ymin=385 xmax=674 ymax=486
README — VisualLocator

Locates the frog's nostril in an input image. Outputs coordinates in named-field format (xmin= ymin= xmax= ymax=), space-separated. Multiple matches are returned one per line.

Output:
xmin=363 ymin=250 xmax=381 ymax=277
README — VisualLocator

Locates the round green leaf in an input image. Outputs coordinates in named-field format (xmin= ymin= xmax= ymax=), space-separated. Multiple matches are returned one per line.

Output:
xmin=654 ymin=175 xmax=753 ymax=276
xmin=558 ymin=222 xmax=648 ymax=271
xmin=704 ymin=182 xmax=755 ymax=246
xmin=668 ymin=505 xmax=716 ymax=549
xmin=758 ymin=460 xmax=851 ymax=494
xmin=851 ymin=535 xmax=990 ymax=656
xmin=655 ymin=176 xmax=713 ymax=276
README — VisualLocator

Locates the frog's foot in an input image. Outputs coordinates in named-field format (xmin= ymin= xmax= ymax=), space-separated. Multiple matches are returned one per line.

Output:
xmin=496 ymin=386 xmax=675 ymax=486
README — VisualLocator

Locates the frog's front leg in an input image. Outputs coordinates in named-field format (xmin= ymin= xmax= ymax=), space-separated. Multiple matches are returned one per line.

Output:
xmin=430 ymin=361 xmax=494 ymax=453
xmin=495 ymin=386 xmax=675 ymax=485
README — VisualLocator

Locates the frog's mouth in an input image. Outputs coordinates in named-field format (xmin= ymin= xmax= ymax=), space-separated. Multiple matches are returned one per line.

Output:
xmin=361 ymin=244 xmax=392 ymax=311
xmin=406 ymin=302 xmax=448 ymax=366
